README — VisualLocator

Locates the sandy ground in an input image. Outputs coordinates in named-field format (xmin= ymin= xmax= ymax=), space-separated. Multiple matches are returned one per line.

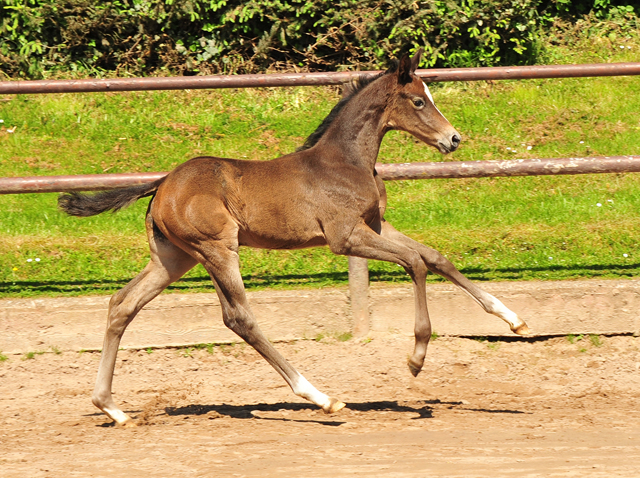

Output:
xmin=2 ymin=333 xmax=640 ymax=477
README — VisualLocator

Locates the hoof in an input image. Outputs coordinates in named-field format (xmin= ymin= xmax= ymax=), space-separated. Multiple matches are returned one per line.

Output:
xmin=408 ymin=361 xmax=422 ymax=377
xmin=512 ymin=323 xmax=531 ymax=335
xmin=115 ymin=417 xmax=137 ymax=428
xmin=323 ymin=398 xmax=346 ymax=414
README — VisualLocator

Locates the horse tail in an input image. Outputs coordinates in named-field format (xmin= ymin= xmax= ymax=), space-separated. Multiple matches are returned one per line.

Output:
xmin=58 ymin=177 xmax=166 ymax=217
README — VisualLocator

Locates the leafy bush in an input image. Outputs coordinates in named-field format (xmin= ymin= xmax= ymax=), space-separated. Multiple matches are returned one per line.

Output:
xmin=0 ymin=0 xmax=638 ymax=79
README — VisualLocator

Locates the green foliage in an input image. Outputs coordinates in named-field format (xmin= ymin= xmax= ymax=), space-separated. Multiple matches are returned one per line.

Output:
xmin=552 ymin=0 xmax=639 ymax=18
xmin=2 ymin=0 xmax=639 ymax=79
xmin=0 ymin=350 xmax=8 ymax=361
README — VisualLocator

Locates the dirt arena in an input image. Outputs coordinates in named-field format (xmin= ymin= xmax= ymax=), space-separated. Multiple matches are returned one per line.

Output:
xmin=2 ymin=333 xmax=640 ymax=477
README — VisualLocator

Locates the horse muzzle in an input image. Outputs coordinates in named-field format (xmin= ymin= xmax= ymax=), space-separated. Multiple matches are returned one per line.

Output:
xmin=437 ymin=132 xmax=462 ymax=154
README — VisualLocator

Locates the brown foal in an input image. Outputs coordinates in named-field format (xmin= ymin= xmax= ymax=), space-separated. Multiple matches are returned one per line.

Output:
xmin=59 ymin=50 xmax=530 ymax=426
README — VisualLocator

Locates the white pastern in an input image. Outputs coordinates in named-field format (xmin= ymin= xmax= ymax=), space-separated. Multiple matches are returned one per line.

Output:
xmin=486 ymin=295 xmax=523 ymax=329
xmin=103 ymin=406 xmax=131 ymax=425
xmin=491 ymin=297 xmax=518 ymax=325
xmin=292 ymin=374 xmax=331 ymax=409
xmin=459 ymin=288 xmax=522 ymax=329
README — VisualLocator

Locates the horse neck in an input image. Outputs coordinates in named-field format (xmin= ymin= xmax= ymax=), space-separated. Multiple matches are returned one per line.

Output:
xmin=317 ymin=77 xmax=393 ymax=170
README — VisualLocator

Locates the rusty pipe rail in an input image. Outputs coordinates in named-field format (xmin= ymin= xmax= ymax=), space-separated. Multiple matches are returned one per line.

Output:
xmin=2 ymin=156 xmax=639 ymax=194
xmin=0 ymin=172 xmax=168 ymax=194
xmin=1 ymin=62 xmax=639 ymax=95
xmin=374 ymin=155 xmax=640 ymax=180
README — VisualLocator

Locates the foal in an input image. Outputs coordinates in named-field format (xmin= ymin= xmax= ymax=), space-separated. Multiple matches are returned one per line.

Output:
xmin=60 ymin=50 xmax=530 ymax=426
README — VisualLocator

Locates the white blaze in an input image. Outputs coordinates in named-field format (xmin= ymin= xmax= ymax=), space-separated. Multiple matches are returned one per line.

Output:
xmin=423 ymin=82 xmax=435 ymax=104
xmin=423 ymin=82 xmax=448 ymax=121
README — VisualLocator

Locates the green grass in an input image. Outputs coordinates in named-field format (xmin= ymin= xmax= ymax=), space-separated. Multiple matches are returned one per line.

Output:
xmin=566 ymin=334 xmax=584 ymax=344
xmin=314 ymin=331 xmax=353 ymax=342
xmin=0 ymin=32 xmax=639 ymax=298
xmin=566 ymin=334 xmax=604 ymax=350
xmin=589 ymin=334 xmax=604 ymax=348
xmin=22 ymin=350 xmax=45 ymax=360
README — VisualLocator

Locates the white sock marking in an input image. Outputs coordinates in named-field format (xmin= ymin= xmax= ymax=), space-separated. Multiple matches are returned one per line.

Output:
xmin=486 ymin=295 xmax=520 ymax=327
xmin=292 ymin=374 xmax=331 ymax=408
xmin=104 ymin=406 xmax=130 ymax=424
xmin=459 ymin=287 xmax=522 ymax=329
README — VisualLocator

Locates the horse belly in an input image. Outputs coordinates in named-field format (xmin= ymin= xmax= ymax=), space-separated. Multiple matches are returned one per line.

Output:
xmin=237 ymin=225 xmax=327 ymax=250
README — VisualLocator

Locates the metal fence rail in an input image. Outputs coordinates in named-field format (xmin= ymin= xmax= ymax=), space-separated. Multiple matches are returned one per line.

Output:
xmin=2 ymin=156 xmax=640 ymax=194
xmin=1 ymin=62 xmax=640 ymax=95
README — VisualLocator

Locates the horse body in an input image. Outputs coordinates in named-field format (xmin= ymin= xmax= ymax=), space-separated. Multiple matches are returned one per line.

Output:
xmin=59 ymin=50 xmax=530 ymax=426
xmin=153 ymin=154 xmax=378 ymax=251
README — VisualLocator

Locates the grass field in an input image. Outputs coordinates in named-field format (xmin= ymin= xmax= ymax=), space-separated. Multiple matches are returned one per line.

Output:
xmin=0 ymin=30 xmax=639 ymax=298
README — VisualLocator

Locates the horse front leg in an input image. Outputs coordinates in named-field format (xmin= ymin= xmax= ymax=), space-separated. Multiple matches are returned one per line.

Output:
xmin=331 ymin=221 xmax=432 ymax=376
xmin=379 ymin=220 xmax=530 ymax=336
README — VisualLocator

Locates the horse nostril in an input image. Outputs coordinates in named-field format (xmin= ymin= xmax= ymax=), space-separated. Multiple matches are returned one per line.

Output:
xmin=451 ymin=134 xmax=461 ymax=148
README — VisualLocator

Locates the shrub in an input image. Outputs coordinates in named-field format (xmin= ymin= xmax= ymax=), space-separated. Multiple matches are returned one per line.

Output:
xmin=0 ymin=0 xmax=638 ymax=79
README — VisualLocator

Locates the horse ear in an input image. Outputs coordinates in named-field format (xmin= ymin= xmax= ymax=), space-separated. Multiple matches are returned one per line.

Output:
xmin=398 ymin=54 xmax=413 ymax=85
xmin=410 ymin=48 xmax=424 ymax=73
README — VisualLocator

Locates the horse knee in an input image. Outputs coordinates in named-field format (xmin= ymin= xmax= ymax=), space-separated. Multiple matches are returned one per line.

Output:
xmin=406 ymin=250 xmax=428 ymax=278
xmin=222 ymin=314 xmax=239 ymax=331
xmin=222 ymin=306 xmax=256 ymax=336
xmin=106 ymin=295 xmax=136 ymax=336
xmin=432 ymin=254 xmax=450 ymax=271
xmin=422 ymin=248 xmax=453 ymax=272
xmin=108 ymin=289 xmax=126 ymax=310
xmin=105 ymin=315 xmax=129 ymax=338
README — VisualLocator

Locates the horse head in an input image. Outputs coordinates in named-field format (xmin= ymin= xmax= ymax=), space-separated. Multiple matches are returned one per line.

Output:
xmin=386 ymin=49 xmax=461 ymax=154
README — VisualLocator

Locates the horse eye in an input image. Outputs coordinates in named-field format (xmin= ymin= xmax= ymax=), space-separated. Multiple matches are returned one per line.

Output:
xmin=413 ymin=98 xmax=425 ymax=108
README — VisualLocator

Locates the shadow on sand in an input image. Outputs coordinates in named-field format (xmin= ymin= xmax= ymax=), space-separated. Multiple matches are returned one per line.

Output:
xmin=162 ymin=398 xmax=528 ymax=426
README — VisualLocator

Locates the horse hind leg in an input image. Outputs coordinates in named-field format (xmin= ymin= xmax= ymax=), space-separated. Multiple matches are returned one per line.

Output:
xmin=195 ymin=240 xmax=345 ymax=414
xmin=92 ymin=230 xmax=197 ymax=426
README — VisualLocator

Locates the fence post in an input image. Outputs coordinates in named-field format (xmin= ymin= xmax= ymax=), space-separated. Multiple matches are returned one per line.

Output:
xmin=348 ymin=256 xmax=370 ymax=337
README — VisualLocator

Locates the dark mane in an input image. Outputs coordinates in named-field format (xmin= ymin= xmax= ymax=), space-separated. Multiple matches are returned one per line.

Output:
xmin=297 ymin=62 xmax=399 ymax=151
